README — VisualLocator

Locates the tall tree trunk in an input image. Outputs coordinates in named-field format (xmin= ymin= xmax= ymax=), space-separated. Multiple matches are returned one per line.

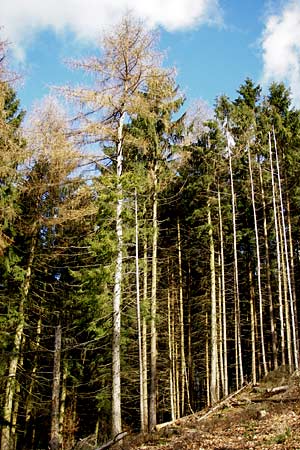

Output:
xmin=229 ymin=153 xmax=244 ymax=388
xmin=259 ymin=163 xmax=278 ymax=369
xmin=279 ymin=212 xmax=293 ymax=368
xmin=177 ymin=218 xmax=186 ymax=415
xmin=167 ymin=285 xmax=175 ymax=421
xmin=59 ymin=361 xmax=68 ymax=449
xmin=286 ymin=195 xmax=299 ymax=360
xmin=1 ymin=230 xmax=37 ymax=450
xmin=187 ymin=257 xmax=193 ymax=407
xmin=269 ymin=132 xmax=285 ymax=365
xmin=205 ymin=312 xmax=210 ymax=406
xmin=11 ymin=343 xmax=24 ymax=450
xmin=273 ymin=129 xmax=298 ymax=369
xmin=142 ymin=236 xmax=148 ymax=431
xmin=111 ymin=112 xmax=125 ymax=437
xmin=135 ymin=189 xmax=145 ymax=432
xmin=249 ymin=262 xmax=257 ymax=384
xmin=248 ymin=147 xmax=267 ymax=375
xmin=208 ymin=197 xmax=218 ymax=404
xmin=218 ymin=185 xmax=228 ymax=397
xmin=149 ymin=159 xmax=158 ymax=430
xmin=50 ymin=324 xmax=62 ymax=450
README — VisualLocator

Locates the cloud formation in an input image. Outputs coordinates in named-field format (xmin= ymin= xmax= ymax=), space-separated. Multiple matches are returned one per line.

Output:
xmin=261 ymin=0 xmax=300 ymax=106
xmin=1 ymin=0 xmax=222 ymax=59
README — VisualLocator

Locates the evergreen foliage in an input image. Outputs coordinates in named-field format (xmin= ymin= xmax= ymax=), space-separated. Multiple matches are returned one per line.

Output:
xmin=1 ymin=20 xmax=300 ymax=450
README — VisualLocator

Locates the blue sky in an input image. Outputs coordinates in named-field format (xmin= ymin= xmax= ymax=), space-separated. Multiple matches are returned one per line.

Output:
xmin=1 ymin=0 xmax=300 ymax=112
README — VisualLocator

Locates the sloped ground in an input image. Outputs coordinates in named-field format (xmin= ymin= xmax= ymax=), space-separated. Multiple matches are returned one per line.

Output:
xmin=125 ymin=367 xmax=300 ymax=450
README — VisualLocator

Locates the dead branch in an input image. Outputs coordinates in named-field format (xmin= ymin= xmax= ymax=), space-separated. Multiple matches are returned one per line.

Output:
xmin=95 ymin=431 xmax=128 ymax=450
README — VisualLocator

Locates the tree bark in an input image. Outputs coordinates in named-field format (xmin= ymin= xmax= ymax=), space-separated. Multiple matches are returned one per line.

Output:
xmin=135 ymin=188 xmax=145 ymax=432
xmin=149 ymin=159 xmax=158 ymax=430
xmin=50 ymin=324 xmax=62 ymax=450
xmin=111 ymin=112 xmax=125 ymax=437
xmin=269 ymin=132 xmax=285 ymax=365
xmin=177 ymin=218 xmax=186 ymax=415
xmin=273 ymin=129 xmax=298 ymax=369
xmin=248 ymin=146 xmax=267 ymax=376
xmin=259 ymin=163 xmax=278 ymax=369
xmin=208 ymin=197 xmax=218 ymax=404
xmin=228 ymin=152 xmax=244 ymax=388
xmin=142 ymin=236 xmax=148 ymax=431
xmin=218 ymin=184 xmax=228 ymax=397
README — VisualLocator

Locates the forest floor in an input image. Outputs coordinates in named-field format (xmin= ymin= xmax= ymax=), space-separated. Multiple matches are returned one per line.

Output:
xmin=124 ymin=367 xmax=300 ymax=450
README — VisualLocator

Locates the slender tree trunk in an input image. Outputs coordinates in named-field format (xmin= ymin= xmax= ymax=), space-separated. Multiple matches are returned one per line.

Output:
xmin=135 ymin=189 xmax=145 ymax=433
xmin=259 ymin=163 xmax=278 ymax=369
xmin=249 ymin=262 xmax=257 ymax=384
xmin=229 ymin=154 xmax=243 ymax=388
xmin=167 ymin=285 xmax=175 ymax=421
xmin=218 ymin=185 xmax=228 ymax=397
xmin=1 ymin=230 xmax=37 ymax=450
xmin=11 ymin=344 xmax=24 ymax=450
xmin=149 ymin=159 xmax=158 ymax=430
xmin=59 ymin=361 xmax=68 ymax=449
xmin=50 ymin=324 xmax=62 ymax=450
xmin=111 ymin=112 xmax=125 ymax=437
xmin=205 ymin=312 xmax=210 ymax=406
xmin=269 ymin=132 xmax=285 ymax=365
xmin=273 ymin=129 xmax=298 ymax=369
xmin=286 ymin=195 xmax=299 ymax=362
xmin=279 ymin=212 xmax=293 ymax=368
xmin=187 ymin=258 xmax=193 ymax=407
xmin=208 ymin=197 xmax=218 ymax=404
xmin=218 ymin=254 xmax=224 ymax=396
xmin=177 ymin=218 xmax=186 ymax=415
xmin=248 ymin=147 xmax=267 ymax=375
xmin=142 ymin=236 xmax=148 ymax=431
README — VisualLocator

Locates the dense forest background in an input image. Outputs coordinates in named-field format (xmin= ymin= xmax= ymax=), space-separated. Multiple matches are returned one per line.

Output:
xmin=1 ymin=15 xmax=300 ymax=450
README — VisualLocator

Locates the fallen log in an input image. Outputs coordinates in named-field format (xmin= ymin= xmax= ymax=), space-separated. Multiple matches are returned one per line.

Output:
xmin=251 ymin=397 xmax=298 ymax=403
xmin=266 ymin=385 xmax=289 ymax=395
xmin=95 ymin=431 xmax=128 ymax=450
xmin=155 ymin=383 xmax=252 ymax=431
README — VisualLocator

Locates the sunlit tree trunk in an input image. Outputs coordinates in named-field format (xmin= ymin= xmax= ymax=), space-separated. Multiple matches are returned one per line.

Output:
xmin=112 ymin=112 xmax=125 ymax=437
xmin=268 ymin=132 xmax=285 ymax=365
xmin=273 ymin=129 xmax=298 ymax=369
xmin=279 ymin=213 xmax=293 ymax=368
xmin=49 ymin=324 xmax=62 ymax=450
xmin=286 ymin=195 xmax=299 ymax=362
xmin=248 ymin=146 xmax=267 ymax=375
xmin=249 ymin=262 xmax=257 ymax=384
xmin=167 ymin=285 xmax=175 ymax=421
xmin=259 ymin=163 xmax=278 ymax=369
xmin=59 ymin=361 xmax=68 ymax=449
xmin=229 ymin=153 xmax=243 ymax=388
xmin=135 ymin=189 xmax=145 ymax=432
xmin=149 ymin=159 xmax=158 ymax=430
xmin=205 ymin=312 xmax=210 ymax=405
xmin=218 ymin=185 xmax=228 ymax=397
xmin=177 ymin=218 xmax=186 ymax=415
xmin=142 ymin=235 xmax=148 ymax=431
xmin=208 ymin=197 xmax=218 ymax=404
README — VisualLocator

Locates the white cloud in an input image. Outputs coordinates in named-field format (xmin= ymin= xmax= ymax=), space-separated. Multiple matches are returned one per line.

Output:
xmin=261 ymin=0 xmax=300 ymax=106
xmin=0 ymin=0 xmax=222 ymax=59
